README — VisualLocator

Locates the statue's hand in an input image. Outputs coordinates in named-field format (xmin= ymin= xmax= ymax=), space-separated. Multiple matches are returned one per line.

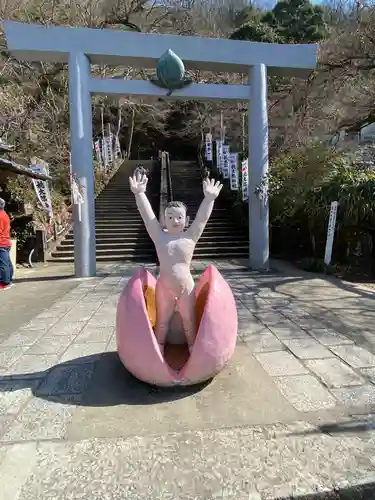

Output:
xmin=129 ymin=172 xmax=148 ymax=194
xmin=203 ymin=178 xmax=223 ymax=201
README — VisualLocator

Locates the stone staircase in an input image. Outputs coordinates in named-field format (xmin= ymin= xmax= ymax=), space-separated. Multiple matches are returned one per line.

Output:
xmin=49 ymin=161 xmax=157 ymax=262
xmin=170 ymin=161 xmax=249 ymax=259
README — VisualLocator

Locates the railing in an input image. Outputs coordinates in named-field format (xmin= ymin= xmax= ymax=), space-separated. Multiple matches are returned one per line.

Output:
xmin=166 ymin=151 xmax=173 ymax=202
xmin=198 ymin=147 xmax=213 ymax=180
xmin=197 ymin=148 xmax=205 ymax=171
xmin=158 ymin=150 xmax=172 ymax=227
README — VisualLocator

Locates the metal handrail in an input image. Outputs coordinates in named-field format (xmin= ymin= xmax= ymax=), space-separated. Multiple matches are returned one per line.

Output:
xmin=158 ymin=150 xmax=173 ymax=228
xmin=166 ymin=152 xmax=173 ymax=202
xmin=158 ymin=151 xmax=168 ymax=226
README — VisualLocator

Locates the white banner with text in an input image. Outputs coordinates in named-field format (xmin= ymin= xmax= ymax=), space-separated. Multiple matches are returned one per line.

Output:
xmin=229 ymin=153 xmax=239 ymax=190
xmin=242 ymin=159 xmax=249 ymax=201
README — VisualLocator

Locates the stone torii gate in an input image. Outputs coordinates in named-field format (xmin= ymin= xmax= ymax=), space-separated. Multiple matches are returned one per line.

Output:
xmin=3 ymin=21 xmax=318 ymax=278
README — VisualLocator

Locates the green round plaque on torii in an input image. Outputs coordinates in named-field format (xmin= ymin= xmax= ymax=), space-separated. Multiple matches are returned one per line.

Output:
xmin=150 ymin=49 xmax=193 ymax=96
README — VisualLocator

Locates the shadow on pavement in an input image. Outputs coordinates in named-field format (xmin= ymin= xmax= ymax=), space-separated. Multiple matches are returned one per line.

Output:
xmin=13 ymin=267 xmax=139 ymax=284
xmin=14 ymin=274 xmax=75 ymax=283
xmin=0 ymin=352 xmax=211 ymax=406
xmin=278 ymin=481 xmax=375 ymax=499
xmin=291 ymin=417 xmax=375 ymax=437
xmin=217 ymin=265 xmax=375 ymax=356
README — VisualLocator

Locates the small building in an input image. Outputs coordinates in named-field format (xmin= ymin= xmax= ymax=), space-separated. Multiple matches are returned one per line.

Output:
xmin=332 ymin=113 xmax=375 ymax=147
xmin=0 ymin=140 xmax=54 ymax=265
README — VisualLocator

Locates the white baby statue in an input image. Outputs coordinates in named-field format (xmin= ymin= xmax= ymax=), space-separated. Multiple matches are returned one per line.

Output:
xmin=129 ymin=171 xmax=223 ymax=353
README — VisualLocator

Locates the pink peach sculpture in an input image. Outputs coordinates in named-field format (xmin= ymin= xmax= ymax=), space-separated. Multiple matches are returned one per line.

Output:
xmin=116 ymin=169 xmax=238 ymax=386
xmin=116 ymin=265 xmax=238 ymax=386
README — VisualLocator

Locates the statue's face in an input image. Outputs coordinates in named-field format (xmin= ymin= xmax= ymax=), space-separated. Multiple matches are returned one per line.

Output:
xmin=165 ymin=206 xmax=186 ymax=234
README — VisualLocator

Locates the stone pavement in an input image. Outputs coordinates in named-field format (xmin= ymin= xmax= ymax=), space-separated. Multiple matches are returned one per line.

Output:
xmin=0 ymin=260 xmax=375 ymax=499
xmin=0 ymin=262 xmax=116 ymax=341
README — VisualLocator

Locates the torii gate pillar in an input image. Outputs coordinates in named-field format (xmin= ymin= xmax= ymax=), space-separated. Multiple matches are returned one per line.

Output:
xmin=249 ymin=63 xmax=269 ymax=270
xmin=68 ymin=52 xmax=96 ymax=278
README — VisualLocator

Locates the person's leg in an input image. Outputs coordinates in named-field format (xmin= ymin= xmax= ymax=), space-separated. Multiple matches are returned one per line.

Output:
xmin=0 ymin=247 xmax=11 ymax=286
xmin=0 ymin=248 xmax=6 ymax=285
xmin=6 ymin=248 xmax=13 ymax=283
xmin=178 ymin=288 xmax=197 ymax=352
xmin=155 ymin=279 xmax=176 ymax=354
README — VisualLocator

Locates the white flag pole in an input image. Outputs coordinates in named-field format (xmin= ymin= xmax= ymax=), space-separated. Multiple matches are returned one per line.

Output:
xmin=116 ymin=106 xmax=122 ymax=160
xmin=220 ymin=111 xmax=223 ymax=142
xmin=324 ymin=201 xmax=338 ymax=265
xmin=101 ymin=106 xmax=105 ymax=140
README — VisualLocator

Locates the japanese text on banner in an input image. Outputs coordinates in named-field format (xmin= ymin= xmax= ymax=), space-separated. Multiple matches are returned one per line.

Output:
xmin=115 ymin=135 xmax=122 ymax=159
xmin=94 ymin=140 xmax=102 ymax=167
xmin=107 ymin=135 xmax=113 ymax=164
xmin=222 ymin=145 xmax=230 ymax=179
xmin=29 ymin=164 xmax=53 ymax=217
xmin=242 ymin=159 xmax=249 ymax=201
xmin=216 ymin=140 xmax=223 ymax=173
xmin=229 ymin=153 xmax=239 ymax=190
xmin=205 ymin=133 xmax=213 ymax=161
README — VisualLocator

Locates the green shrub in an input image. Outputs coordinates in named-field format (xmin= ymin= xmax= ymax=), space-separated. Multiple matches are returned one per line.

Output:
xmin=269 ymin=143 xmax=375 ymax=271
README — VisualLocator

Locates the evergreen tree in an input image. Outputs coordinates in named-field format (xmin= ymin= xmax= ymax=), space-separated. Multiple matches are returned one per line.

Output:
xmin=230 ymin=0 xmax=327 ymax=43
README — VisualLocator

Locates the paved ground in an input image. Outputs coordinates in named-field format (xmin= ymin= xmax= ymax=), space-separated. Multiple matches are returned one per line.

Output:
xmin=0 ymin=260 xmax=375 ymax=499
xmin=0 ymin=262 xmax=115 ymax=341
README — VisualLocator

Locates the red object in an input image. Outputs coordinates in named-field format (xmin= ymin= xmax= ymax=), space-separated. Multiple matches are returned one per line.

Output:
xmin=0 ymin=210 xmax=11 ymax=248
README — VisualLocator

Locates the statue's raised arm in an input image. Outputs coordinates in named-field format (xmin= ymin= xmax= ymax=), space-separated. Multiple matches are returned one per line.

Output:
xmin=186 ymin=178 xmax=223 ymax=243
xmin=129 ymin=172 xmax=161 ymax=242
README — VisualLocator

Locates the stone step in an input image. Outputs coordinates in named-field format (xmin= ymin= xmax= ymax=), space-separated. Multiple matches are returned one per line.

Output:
xmin=51 ymin=161 xmax=160 ymax=263
xmin=95 ymin=209 xmax=140 ymax=213
xmin=94 ymin=230 xmax=148 ymax=235
xmin=95 ymin=196 xmax=140 ymax=200
xmin=95 ymin=215 xmax=143 ymax=220
xmin=95 ymin=200 xmax=138 ymax=204
xmin=58 ymin=239 xmax=247 ymax=252
xmin=95 ymin=204 xmax=140 ymax=208
xmin=97 ymin=190 xmax=136 ymax=194
xmin=64 ymin=234 xmax=150 ymax=242
xmin=95 ymin=221 xmax=145 ymax=227
xmin=169 ymin=161 xmax=248 ymax=261
xmin=48 ymin=253 xmax=156 ymax=262
xmin=51 ymin=248 xmax=155 ymax=258
xmin=98 ymin=190 xmax=133 ymax=194
xmin=196 ymin=239 xmax=248 ymax=247
xmin=57 ymin=240 xmax=153 ymax=250
xmin=95 ymin=202 xmax=138 ymax=206
xmin=93 ymin=223 xmax=240 ymax=231
xmin=94 ymin=227 xmax=145 ymax=233
xmin=193 ymin=251 xmax=248 ymax=258
xmin=195 ymin=243 xmax=248 ymax=252
xmin=64 ymin=233 xmax=246 ymax=243
xmin=52 ymin=159 xmax=247 ymax=263
xmin=96 ymin=228 xmax=149 ymax=234
xmin=189 ymin=221 xmax=241 ymax=226
xmin=93 ymin=227 xmax=145 ymax=232
xmin=94 ymin=220 xmax=235 ymax=227
xmin=95 ymin=201 xmax=138 ymax=205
